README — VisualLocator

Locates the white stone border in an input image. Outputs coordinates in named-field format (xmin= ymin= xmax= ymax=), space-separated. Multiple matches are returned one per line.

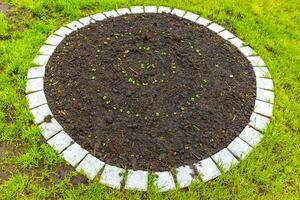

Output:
xmin=26 ymin=6 xmax=274 ymax=192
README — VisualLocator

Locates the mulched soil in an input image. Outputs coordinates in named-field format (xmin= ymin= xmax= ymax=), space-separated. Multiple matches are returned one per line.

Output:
xmin=44 ymin=13 xmax=256 ymax=171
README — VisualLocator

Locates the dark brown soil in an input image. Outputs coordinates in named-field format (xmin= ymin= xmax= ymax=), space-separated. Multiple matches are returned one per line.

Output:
xmin=45 ymin=13 xmax=256 ymax=171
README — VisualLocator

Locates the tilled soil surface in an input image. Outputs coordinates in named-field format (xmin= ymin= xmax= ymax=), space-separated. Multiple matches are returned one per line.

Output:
xmin=44 ymin=13 xmax=256 ymax=171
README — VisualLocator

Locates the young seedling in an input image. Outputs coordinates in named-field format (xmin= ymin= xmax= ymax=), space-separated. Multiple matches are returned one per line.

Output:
xmin=193 ymin=125 xmax=201 ymax=131
xmin=143 ymin=46 xmax=151 ymax=51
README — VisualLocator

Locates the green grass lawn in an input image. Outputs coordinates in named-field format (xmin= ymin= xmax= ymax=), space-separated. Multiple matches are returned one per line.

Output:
xmin=0 ymin=0 xmax=299 ymax=199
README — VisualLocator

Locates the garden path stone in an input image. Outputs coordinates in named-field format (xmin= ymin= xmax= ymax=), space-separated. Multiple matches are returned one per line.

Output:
xmin=176 ymin=165 xmax=194 ymax=188
xmin=45 ymin=35 xmax=64 ymax=46
xmin=171 ymin=8 xmax=186 ymax=17
xmin=157 ymin=6 xmax=172 ymax=14
xmin=239 ymin=46 xmax=255 ymax=57
xmin=154 ymin=171 xmax=176 ymax=192
xmin=33 ymin=55 xmax=50 ymax=66
xmin=211 ymin=148 xmax=238 ymax=171
xmin=249 ymin=113 xmax=270 ymax=131
xmin=228 ymin=38 xmax=244 ymax=48
xmin=125 ymin=170 xmax=148 ymax=191
xmin=27 ymin=67 xmax=45 ymax=79
xmin=100 ymin=165 xmax=125 ymax=189
xmin=55 ymin=27 xmax=73 ymax=37
xmin=194 ymin=157 xmax=221 ymax=182
xmin=103 ymin=10 xmax=119 ymax=18
xmin=47 ymin=131 xmax=73 ymax=153
xmin=247 ymin=56 xmax=266 ymax=67
xmin=39 ymin=118 xmax=63 ymax=140
xmin=39 ymin=45 xmax=56 ymax=55
xmin=30 ymin=104 xmax=52 ymax=124
xmin=253 ymin=67 xmax=271 ymax=78
xmin=207 ymin=23 xmax=225 ymax=33
xmin=116 ymin=8 xmax=131 ymax=15
xmin=183 ymin=12 xmax=199 ymax=22
xmin=256 ymin=88 xmax=274 ymax=103
xmin=254 ymin=100 xmax=273 ymax=117
xmin=195 ymin=17 xmax=211 ymax=26
xmin=67 ymin=21 xmax=84 ymax=30
xmin=26 ymin=78 xmax=43 ymax=93
xmin=76 ymin=154 xmax=105 ymax=180
xmin=79 ymin=16 xmax=95 ymax=26
xmin=144 ymin=6 xmax=157 ymax=13
xmin=130 ymin=6 xmax=144 ymax=14
xmin=256 ymin=78 xmax=274 ymax=91
xmin=62 ymin=143 xmax=88 ymax=167
xmin=239 ymin=126 xmax=263 ymax=147
xmin=218 ymin=30 xmax=236 ymax=40
xmin=90 ymin=13 xmax=106 ymax=21
xmin=26 ymin=90 xmax=47 ymax=109
xmin=227 ymin=137 xmax=253 ymax=159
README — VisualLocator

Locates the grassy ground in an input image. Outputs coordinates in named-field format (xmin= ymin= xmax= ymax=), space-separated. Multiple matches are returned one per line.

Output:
xmin=0 ymin=0 xmax=299 ymax=199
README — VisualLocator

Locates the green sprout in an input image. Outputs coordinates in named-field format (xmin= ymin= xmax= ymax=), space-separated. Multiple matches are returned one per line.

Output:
xmin=171 ymin=63 xmax=176 ymax=69
xmin=102 ymin=96 xmax=108 ymax=100
xmin=155 ymin=112 xmax=160 ymax=117
xmin=143 ymin=46 xmax=151 ymax=51
xmin=128 ymin=77 xmax=134 ymax=83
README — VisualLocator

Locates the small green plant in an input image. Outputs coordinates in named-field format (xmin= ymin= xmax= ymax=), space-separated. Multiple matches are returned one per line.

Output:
xmin=143 ymin=46 xmax=151 ymax=51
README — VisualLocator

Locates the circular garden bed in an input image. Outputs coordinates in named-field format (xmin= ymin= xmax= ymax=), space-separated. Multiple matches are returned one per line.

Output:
xmin=26 ymin=6 xmax=274 ymax=192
